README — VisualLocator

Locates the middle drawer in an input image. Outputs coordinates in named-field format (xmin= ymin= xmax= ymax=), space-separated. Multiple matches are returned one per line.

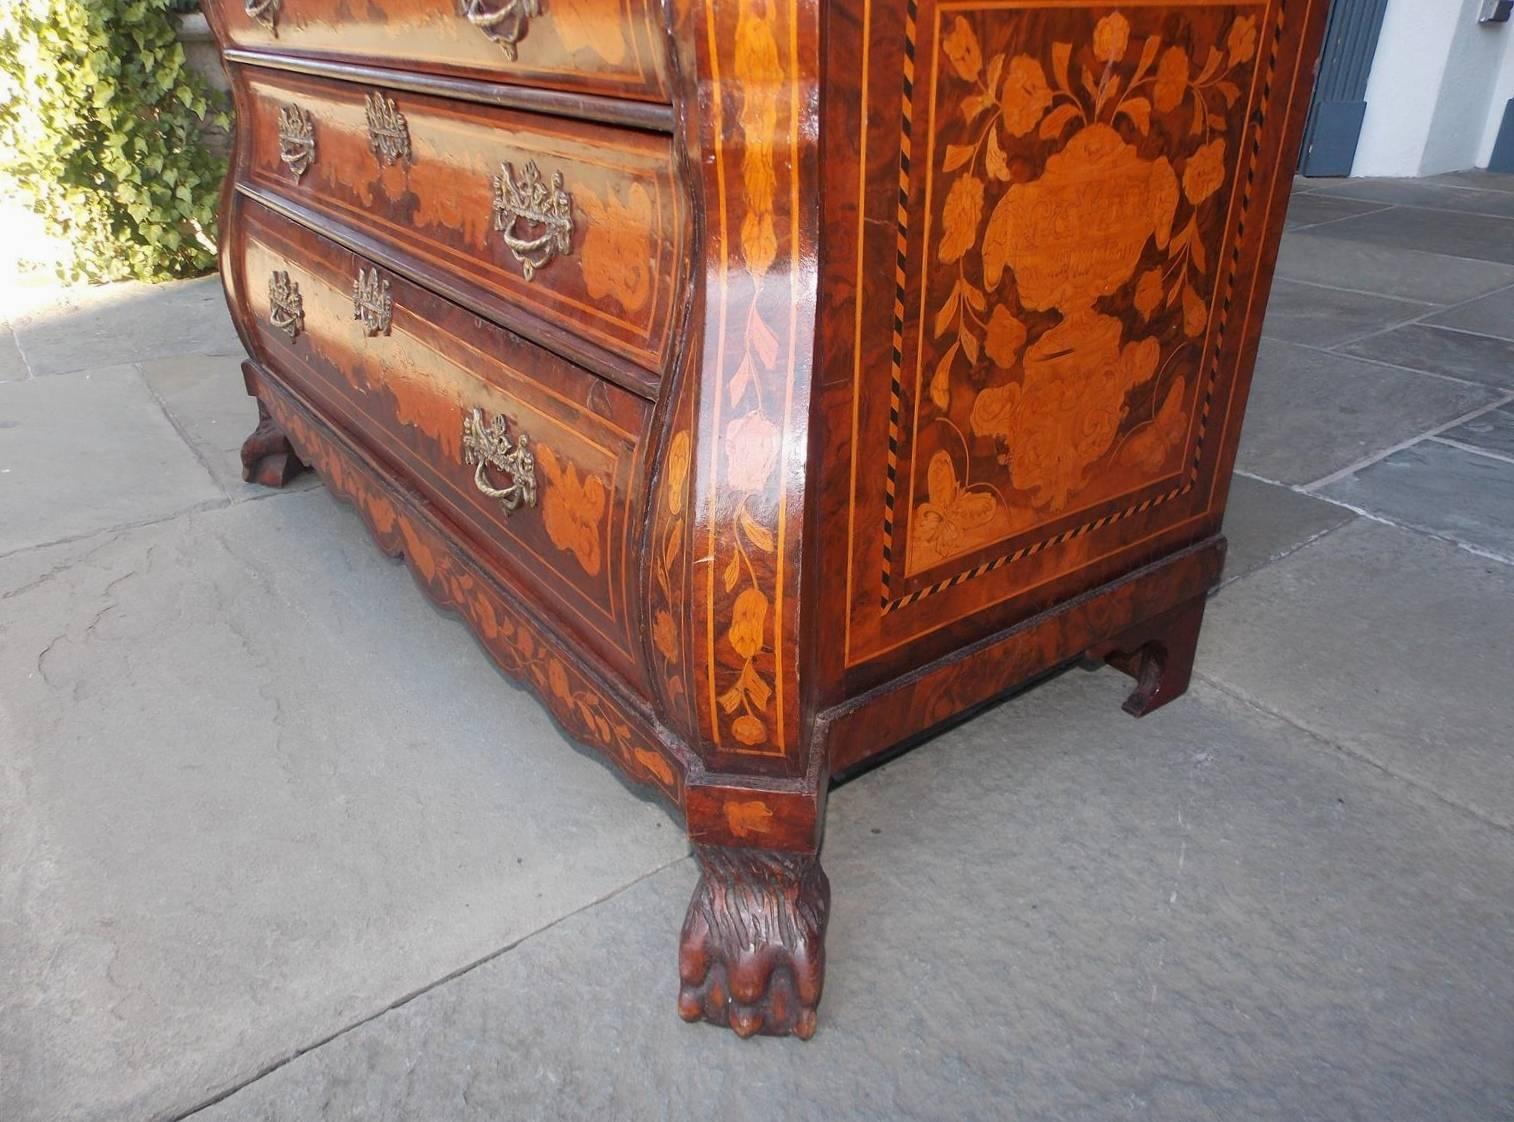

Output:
xmin=240 ymin=65 xmax=688 ymax=383
xmin=238 ymin=196 xmax=652 ymax=687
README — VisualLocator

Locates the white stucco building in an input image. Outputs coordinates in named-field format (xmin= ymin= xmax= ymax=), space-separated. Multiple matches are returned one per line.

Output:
xmin=1327 ymin=0 xmax=1514 ymax=175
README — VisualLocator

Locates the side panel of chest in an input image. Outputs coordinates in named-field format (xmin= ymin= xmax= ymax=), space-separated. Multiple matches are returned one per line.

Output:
xmin=822 ymin=0 xmax=1322 ymax=679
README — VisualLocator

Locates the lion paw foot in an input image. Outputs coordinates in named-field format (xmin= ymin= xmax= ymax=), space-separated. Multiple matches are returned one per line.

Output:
xmin=678 ymin=846 xmax=830 ymax=1039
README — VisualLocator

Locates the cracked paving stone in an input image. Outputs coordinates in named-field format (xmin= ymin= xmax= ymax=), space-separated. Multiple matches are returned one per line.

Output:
xmin=137 ymin=352 xmax=321 ymax=498
xmin=1234 ymin=339 xmax=1498 ymax=486
xmin=0 ymin=363 xmax=225 ymax=555
xmin=1200 ymin=518 xmax=1514 ymax=830
xmin=0 ymin=490 xmax=687 ymax=1122
xmin=193 ymin=671 xmax=1514 ymax=1122
xmin=8 ymin=276 xmax=241 ymax=378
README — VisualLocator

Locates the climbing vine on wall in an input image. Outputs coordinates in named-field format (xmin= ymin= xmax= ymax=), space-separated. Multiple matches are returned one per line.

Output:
xmin=0 ymin=0 xmax=229 ymax=281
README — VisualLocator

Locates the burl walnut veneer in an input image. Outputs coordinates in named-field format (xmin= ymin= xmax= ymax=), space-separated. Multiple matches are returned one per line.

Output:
xmin=205 ymin=0 xmax=1327 ymax=1038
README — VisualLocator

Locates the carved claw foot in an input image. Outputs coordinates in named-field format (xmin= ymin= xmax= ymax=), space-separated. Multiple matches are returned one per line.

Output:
xmin=241 ymin=398 xmax=308 ymax=488
xmin=1089 ymin=594 xmax=1206 ymax=717
xmin=678 ymin=846 xmax=831 ymax=1039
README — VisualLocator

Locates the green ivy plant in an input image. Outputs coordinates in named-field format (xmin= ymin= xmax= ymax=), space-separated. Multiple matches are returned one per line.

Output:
xmin=0 ymin=0 xmax=230 ymax=282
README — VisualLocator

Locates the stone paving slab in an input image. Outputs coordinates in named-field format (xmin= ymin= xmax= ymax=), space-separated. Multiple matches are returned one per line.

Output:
xmin=1282 ymin=192 xmax=1389 ymax=230
xmin=1200 ymin=518 xmax=1514 ymax=829
xmin=0 ymin=363 xmax=226 ymax=555
xmin=138 ymin=352 xmax=320 ymax=498
xmin=1233 ymin=339 xmax=1497 ymax=485
xmin=1273 ymin=231 xmax=1514 ymax=304
xmin=1258 ymin=279 xmax=1431 ymax=349
xmin=1441 ymin=404 xmax=1514 ymax=457
xmin=0 ymin=490 xmax=687 ymax=1122
xmin=10 ymin=276 xmax=241 ymax=378
xmin=1425 ymin=285 xmax=1514 ymax=343
xmin=1318 ymin=438 xmax=1514 ymax=560
xmin=1217 ymin=474 xmax=1355 ymax=586
xmin=1339 ymin=322 xmax=1514 ymax=389
xmin=1315 ymin=207 xmax=1514 ymax=267
xmin=1424 ymin=170 xmax=1514 ymax=195
xmin=1307 ymin=177 xmax=1514 ymax=221
xmin=0 ymin=326 xmax=26 ymax=382
xmin=192 ymin=672 xmax=1514 ymax=1122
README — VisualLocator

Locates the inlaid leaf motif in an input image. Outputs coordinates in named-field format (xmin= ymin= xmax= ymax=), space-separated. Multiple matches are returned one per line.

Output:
xmin=981 ymin=189 xmax=1015 ymax=289
xmin=943 ymin=143 xmax=977 ymax=173
xmin=1117 ymin=96 xmax=1152 ymax=134
xmin=738 ymin=506 xmax=775 ymax=552
xmin=1134 ymin=267 xmax=1164 ymax=318
xmin=728 ymin=587 xmax=767 ymax=659
xmin=1183 ymin=283 xmax=1208 ymax=337
xmin=1039 ymin=103 xmax=1080 ymax=141
xmin=1051 ymin=41 xmax=1072 ymax=92
xmin=985 ymin=126 xmax=1012 ymax=180
xmin=930 ymin=341 xmax=958 ymax=411
xmin=1228 ymin=16 xmax=1258 ymax=64
xmin=934 ymin=284 xmax=962 ymax=338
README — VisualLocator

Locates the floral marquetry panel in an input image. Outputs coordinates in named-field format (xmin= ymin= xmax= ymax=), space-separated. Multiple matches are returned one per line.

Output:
xmin=837 ymin=0 xmax=1308 ymax=670
xmin=911 ymin=4 xmax=1261 ymax=571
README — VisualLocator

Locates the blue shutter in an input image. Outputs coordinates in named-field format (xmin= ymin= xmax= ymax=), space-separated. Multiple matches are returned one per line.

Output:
xmin=1300 ymin=0 xmax=1391 ymax=176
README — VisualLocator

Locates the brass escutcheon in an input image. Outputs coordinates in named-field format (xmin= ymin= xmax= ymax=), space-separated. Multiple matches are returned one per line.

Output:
xmin=352 ymin=267 xmax=393 ymax=337
xmin=462 ymin=408 xmax=537 ymax=515
xmin=365 ymin=92 xmax=411 ymax=167
xmin=277 ymin=103 xmax=316 ymax=178
xmin=268 ymin=270 xmax=304 ymax=340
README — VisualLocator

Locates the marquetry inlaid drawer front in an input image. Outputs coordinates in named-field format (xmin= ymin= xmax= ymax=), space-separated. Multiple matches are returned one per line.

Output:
xmin=238 ymin=198 xmax=651 ymax=681
xmin=206 ymin=0 xmax=669 ymax=103
xmin=240 ymin=67 xmax=688 ymax=380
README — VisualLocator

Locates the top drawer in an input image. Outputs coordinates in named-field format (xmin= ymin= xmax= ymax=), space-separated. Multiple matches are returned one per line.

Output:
xmin=204 ymin=0 xmax=670 ymax=104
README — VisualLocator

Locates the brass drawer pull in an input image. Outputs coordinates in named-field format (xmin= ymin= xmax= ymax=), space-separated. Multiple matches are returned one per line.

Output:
xmin=245 ymin=0 xmax=280 ymax=34
xmin=268 ymin=271 xmax=304 ymax=340
xmin=365 ymin=92 xmax=411 ymax=167
xmin=352 ymin=268 xmax=393 ymax=336
xmin=277 ymin=103 xmax=315 ymax=178
xmin=462 ymin=408 xmax=537 ymax=514
xmin=491 ymin=160 xmax=573 ymax=281
xmin=457 ymin=0 xmax=541 ymax=60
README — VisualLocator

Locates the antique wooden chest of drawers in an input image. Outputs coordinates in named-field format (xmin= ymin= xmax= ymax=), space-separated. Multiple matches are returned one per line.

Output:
xmin=205 ymin=0 xmax=1327 ymax=1038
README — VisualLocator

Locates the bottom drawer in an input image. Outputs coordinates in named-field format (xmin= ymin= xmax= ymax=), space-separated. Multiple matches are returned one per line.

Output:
xmin=236 ymin=197 xmax=651 ymax=683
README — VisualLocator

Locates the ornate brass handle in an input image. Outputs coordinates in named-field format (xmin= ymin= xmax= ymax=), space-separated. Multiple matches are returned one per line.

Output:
xmin=277 ymin=103 xmax=315 ymax=178
xmin=462 ymin=408 xmax=537 ymax=514
xmin=491 ymin=160 xmax=573 ymax=281
xmin=268 ymin=271 xmax=304 ymax=340
xmin=245 ymin=0 xmax=280 ymax=34
xmin=457 ymin=0 xmax=542 ymax=60
xmin=352 ymin=268 xmax=393 ymax=336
